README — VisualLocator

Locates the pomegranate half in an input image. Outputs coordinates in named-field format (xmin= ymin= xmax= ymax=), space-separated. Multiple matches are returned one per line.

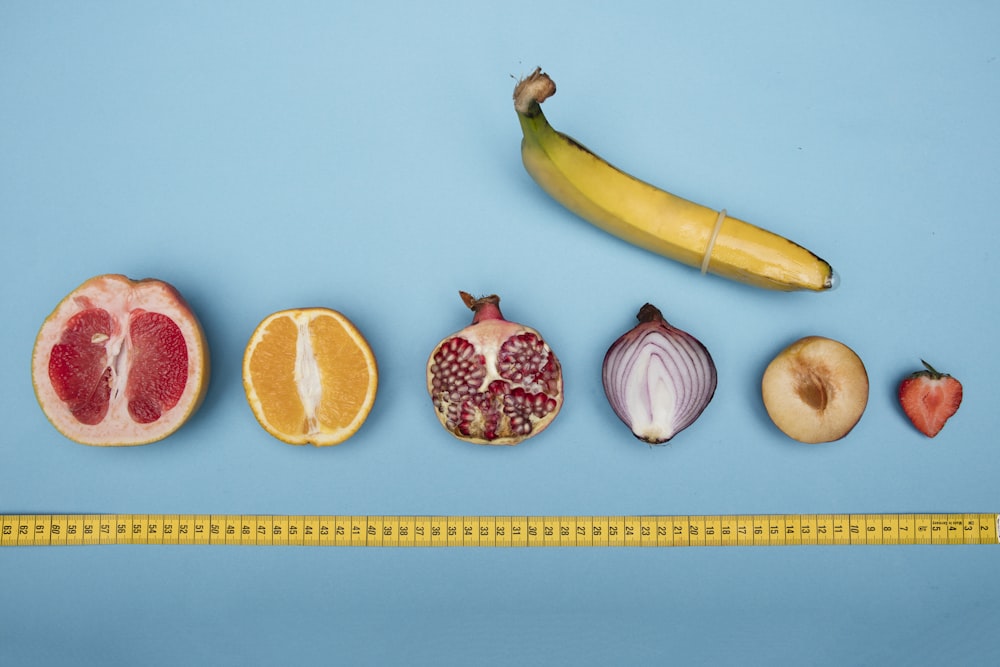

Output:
xmin=426 ymin=291 xmax=563 ymax=445
xmin=31 ymin=274 xmax=210 ymax=446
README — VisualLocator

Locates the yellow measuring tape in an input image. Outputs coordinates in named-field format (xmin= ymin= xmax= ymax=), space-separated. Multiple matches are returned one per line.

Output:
xmin=2 ymin=513 xmax=997 ymax=547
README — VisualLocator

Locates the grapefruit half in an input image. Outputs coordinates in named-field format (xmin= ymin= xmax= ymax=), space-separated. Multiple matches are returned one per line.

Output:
xmin=32 ymin=274 xmax=210 ymax=446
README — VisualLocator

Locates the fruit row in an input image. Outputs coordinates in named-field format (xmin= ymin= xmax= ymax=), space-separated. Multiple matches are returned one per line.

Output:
xmin=30 ymin=68 xmax=965 ymax=448
xmin=31 ymin=274 xmax=962 ymax=448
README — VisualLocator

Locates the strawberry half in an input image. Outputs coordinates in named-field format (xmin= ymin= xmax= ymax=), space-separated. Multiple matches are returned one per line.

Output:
xmin=898 ymin=360 xmax=963 ymax=437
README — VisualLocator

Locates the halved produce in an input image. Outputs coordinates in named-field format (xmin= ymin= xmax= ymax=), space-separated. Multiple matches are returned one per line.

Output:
xmin=761 ymin=336 xmax=868 ymax=443
xmin=32 ymin=274 xmax=210 ymax=446
xmin=243 ymin=308 xmax=378 ymax=446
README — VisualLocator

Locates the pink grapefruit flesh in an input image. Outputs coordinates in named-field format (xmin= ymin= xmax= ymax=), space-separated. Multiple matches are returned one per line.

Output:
xmin=32 ymin=274 xmax=210 ymax=446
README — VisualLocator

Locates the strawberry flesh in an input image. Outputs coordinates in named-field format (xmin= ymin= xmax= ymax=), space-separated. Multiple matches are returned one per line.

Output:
xmin=898 ymin=361 xmax=962 ymax=438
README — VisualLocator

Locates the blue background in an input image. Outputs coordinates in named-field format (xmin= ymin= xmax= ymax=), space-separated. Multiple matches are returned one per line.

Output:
xmin=2 ymin=2 xmax=998 ymax=665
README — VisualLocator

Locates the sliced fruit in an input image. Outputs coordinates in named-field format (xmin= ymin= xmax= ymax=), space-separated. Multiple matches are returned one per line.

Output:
xmin=898 ymin=360 xmax=962 ymax=437
xmin=761 ymin=336 xmax=868 ymax=443
xmin=243 ymin=308 xmax=378 ymax=446
xmin=31 ymin=274 xmax=210 ymax=446
xmin=426 ymin=292 xmax=563 ymax=445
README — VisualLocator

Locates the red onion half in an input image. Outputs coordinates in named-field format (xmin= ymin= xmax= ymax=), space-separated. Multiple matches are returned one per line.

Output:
xmin=602 ymin=304 xmax=717 ymax=444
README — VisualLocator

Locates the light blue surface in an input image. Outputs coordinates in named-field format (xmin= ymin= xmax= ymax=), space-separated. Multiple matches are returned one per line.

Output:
xmin=2 ymin=2 xmax=998 ymax=665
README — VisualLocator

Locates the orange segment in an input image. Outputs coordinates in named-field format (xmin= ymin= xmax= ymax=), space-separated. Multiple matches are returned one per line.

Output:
xmin=243 ymin=308 xmax=378 ymax=446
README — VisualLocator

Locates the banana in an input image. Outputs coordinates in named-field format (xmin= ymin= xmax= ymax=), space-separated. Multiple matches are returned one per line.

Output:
xmin=513 ymin=68 xmax=835 ymax=292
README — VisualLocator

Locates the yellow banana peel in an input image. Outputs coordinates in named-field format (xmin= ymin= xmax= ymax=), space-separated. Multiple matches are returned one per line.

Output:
xmin=514 ymin=68 xmax=835 ymax=292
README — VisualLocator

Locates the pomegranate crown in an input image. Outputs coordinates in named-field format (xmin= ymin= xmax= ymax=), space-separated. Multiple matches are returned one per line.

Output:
xmin=459 ymin=291 xmax=504 ymax=324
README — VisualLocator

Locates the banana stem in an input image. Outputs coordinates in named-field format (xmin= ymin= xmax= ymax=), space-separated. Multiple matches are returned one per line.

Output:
xmin=513 ymin=67 xmax=556 ymax=116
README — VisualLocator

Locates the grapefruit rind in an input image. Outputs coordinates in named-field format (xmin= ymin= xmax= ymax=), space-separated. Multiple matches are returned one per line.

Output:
xmin=31 ymin=274 xmax=210 ymax=446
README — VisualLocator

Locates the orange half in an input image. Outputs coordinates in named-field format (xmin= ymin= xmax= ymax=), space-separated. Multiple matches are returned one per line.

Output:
xmin=243 ymin=308 xmax=378 ymax=446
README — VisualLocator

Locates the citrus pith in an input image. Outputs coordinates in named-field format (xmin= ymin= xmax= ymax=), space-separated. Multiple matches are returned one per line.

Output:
xmin=242 ymin=308 xmax=378 ymax=446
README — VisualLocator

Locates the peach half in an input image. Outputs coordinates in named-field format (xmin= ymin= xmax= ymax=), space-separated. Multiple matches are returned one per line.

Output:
xmin=761 ymin=336 xmax=868 ymax=443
